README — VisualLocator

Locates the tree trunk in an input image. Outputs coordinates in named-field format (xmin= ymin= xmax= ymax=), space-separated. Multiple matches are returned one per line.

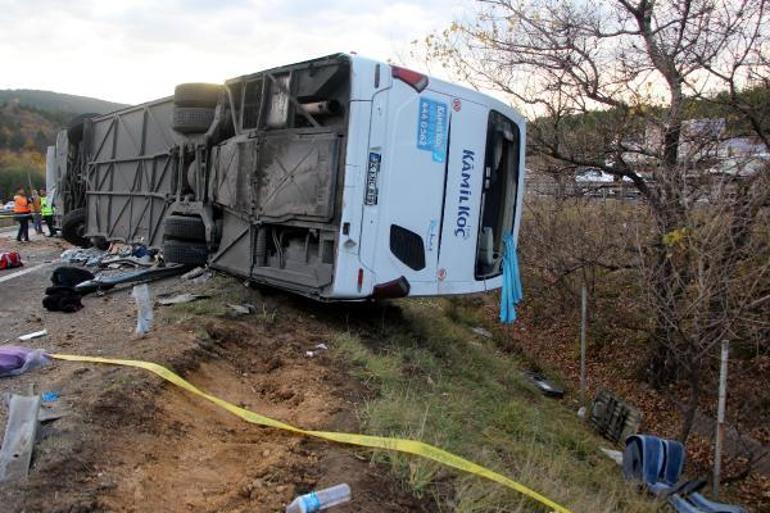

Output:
xmin=678 ymin=359 xmax=701 ymax=442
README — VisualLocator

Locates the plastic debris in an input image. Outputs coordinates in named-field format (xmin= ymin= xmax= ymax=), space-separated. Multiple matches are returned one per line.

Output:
xmin=599 ymin=447 xmax=623 ymax=465
xmin=286 ymin=483 xmax=351 ymax=513
xmin=227 ymin=303 xmax=255 ymax=315
xmin=305 ymin=343 xmax=329 ymax=358
xmin=132 ymin=284 xmax=154 ymax=337
xmin=41 ymin=391 xmax=59 ymax=403
xmin=181 ymin=266 xmax=206 ymax=280
xmin=190 ymin=271 xmax=212 ymax=284
xmin=524 ymin=371 xmax=565 ymax=398
xmin=157 ymin=293 xmax=209 ymax=306
xmin=0 ymin=346 xmax=49 ymax=378
xmin=470 ymin=326 xmax=492 ymax=338
xmin=18 ymin=329 xmax=48 ymax=341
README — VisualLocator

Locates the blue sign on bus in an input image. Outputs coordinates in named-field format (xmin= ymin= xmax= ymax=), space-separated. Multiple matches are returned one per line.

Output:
xmin=416 ymin=97 xmax=449 ymax=163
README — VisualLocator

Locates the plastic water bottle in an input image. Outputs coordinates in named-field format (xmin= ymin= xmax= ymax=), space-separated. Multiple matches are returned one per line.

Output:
xmin=132 ymin=283 xmax=153 ymax=337
xmin=285 ymin=483 xmax=351 ymax=513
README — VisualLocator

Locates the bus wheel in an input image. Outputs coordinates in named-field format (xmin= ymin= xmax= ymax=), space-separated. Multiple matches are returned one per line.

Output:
xmin=174 ymin=83 xmax=222 ymax=108
xmin=163 ymin=215 xmax=206 ymax=241
xmin=61 ymin=208 xmax=91 ymax=248
xmin=162 ymin=238 xmax=208 ymax=266
xmin=172 ymin=107 xmax=215 ymax=134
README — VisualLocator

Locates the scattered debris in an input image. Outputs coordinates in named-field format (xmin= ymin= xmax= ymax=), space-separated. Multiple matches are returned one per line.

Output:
xmin=286 ymin=483 xmax=351 ymax=513
xmin=157 ymin=293 xmax=209 ymax=306
xmin=51 ymin=266 xmax=95 ymax=288
xmin=60 ymin=247 xmax=108 ymax=267
xmin=599 ymin=447 xmax=624 ymax=465
xmin=181 ymin=266 xmax=206 ymax=280
xmin=524 ymin=370 xmax=565 ymax=398
xmin=305 ymin=343 xmax=329 ymax=358
xmin=100 ymin=255 xmax=154 ymax=268
xmin=590 ymin=390 xmax=642 ymax=443
xmin=41 ymin=391 xmax=59 ymax=403
xmin=0 ymin=251 xmax=23 ymax=270
xmin=17 ymin=330 xmax=48 ymax=342
xmin=43 ymin=285 xmax=84 ymax=313
xmin=133 ymin=284 xmax=154 ymax=337
xmin=227 ymin=303 xmax=255 ymax=315
xmin=0 ymin=346 xmax=49 ymax=377
xmin=37 ymin=404 xmax=67 ymax=423
xmin=76 ymin=264 xmax=188 ymax=295
xmin=624 ymin=435 xmax=746 ymax=513
xmin=190 ymin=271 xmax=213 ymax=284
xmin=470 ymin=326 xmax=493 ymax=338
xmin=60 ymin=245 xmax=157 ymax=269
xmin=0 ymin=393 xmax=41 ymax=482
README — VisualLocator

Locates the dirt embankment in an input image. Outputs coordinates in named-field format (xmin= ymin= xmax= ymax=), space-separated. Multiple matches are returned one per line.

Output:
xmin=0 ymin=242 xmax=429 ymax=513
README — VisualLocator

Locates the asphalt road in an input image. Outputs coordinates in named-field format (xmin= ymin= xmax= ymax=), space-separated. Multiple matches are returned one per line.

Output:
xmin=0 ymin=228 xmax=68 ymax=343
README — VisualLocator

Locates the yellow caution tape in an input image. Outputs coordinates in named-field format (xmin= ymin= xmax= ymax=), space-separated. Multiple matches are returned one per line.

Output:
xmin=51 ymin=353 xmax=572 ymax=513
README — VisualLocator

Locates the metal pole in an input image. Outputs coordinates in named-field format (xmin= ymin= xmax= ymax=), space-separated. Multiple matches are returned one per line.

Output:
xmin=580 ymin=283 xmax=588 ymax=405
xmin=713 ymin=339 xmax=729 ymax=497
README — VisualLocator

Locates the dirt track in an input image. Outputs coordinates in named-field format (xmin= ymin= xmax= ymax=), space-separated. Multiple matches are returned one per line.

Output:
xmin=0 ymin=233 xmax=429 ymax=513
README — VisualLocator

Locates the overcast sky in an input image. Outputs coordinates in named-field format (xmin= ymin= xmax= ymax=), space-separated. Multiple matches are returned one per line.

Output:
xmin=0 ymin=0 xmax=469 ymax=104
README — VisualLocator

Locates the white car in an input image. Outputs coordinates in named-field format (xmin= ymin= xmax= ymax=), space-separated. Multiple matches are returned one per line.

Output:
xmin=1 ymin=201 xmax=15 ymax=213
xmin=575 ymin=169 xmax=615 ymax=183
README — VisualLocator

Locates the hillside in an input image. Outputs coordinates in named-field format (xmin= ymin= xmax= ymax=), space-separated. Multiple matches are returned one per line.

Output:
xmin=0 ymin=89 xmax=128 ymax=200
xmin=0 ymin=89 xmax=128 ymax=116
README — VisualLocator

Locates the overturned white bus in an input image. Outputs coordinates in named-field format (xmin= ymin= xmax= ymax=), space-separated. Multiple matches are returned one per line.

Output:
xmin=49 ymin=53 xmax=525 ymax=300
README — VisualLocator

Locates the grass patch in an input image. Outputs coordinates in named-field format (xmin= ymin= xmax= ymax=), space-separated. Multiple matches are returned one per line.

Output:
xmin=333 ymin=299 xmax=657 ymax=513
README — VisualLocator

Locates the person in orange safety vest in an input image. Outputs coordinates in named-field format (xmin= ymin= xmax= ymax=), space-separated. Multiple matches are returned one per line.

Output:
xmin=13 ymin=187 xmax=31 ymax=242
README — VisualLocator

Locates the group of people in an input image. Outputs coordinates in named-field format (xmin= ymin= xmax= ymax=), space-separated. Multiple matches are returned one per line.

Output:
xmin=12 ymin=187 xmax=56 ymax=242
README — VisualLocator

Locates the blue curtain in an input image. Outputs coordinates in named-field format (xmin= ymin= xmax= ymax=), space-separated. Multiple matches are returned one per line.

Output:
xmin=499 ymin=233 xmax=523 ymax=324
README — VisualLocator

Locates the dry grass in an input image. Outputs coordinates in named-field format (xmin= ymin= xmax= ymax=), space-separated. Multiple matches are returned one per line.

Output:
xmin=334 ymin=299 xmax=659 ymax=513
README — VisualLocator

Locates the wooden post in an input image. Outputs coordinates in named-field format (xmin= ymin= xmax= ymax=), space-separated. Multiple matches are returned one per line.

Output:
xmin=713 ymin=339 xmax=729 ymax=497
xmin=580 ymin=283 xmax=588 ymax=405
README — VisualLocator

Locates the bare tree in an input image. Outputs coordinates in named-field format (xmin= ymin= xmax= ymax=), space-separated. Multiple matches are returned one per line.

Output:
xmin=424 ymin=0 xmax=770 ymax=441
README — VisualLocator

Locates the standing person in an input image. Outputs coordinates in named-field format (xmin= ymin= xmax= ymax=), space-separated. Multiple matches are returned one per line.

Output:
xmin=40 ymin=189 xmax=56 ymax=236
xmin=13 ymin=187 xmax=31 ymax=242
xmin=30 ymin=189 xmax=43 ymax=234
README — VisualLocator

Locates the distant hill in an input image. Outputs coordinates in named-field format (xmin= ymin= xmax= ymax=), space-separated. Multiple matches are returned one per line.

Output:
xmin=0 ymin=89 xmax=129 ymax=199
xmin=0 ymin=89 xmax=128 ymax=116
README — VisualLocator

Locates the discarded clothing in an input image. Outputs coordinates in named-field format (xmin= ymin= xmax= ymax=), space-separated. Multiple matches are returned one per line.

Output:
xmin=43 ymin=287 xmax=83 ymax=313
xmin=499 ymin=233 xmax=523 ymax=324
xmin=43 ymin=267 xmax=92 ymax=312
xmin=0 ymin=346 xmax=49 ymax=378
xmin=51 ymin=266 xmax=95 ymax=288
xmin=60 ymin=248 xmax=108 ymax=267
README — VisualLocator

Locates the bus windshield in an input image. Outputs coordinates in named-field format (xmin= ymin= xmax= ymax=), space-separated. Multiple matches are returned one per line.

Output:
xmin=475 ymin=111 xmax=520 ymax=278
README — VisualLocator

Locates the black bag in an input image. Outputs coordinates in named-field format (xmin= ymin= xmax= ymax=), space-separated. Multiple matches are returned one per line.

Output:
xmin=51 ymin=266 xmax=95 ymax=288
xmin=42 ymin=287 xmax=83 ymax=313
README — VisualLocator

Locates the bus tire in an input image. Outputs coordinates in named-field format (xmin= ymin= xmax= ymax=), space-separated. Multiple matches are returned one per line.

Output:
xmin=61 ymin=208 xmax=91 ymax=248
xmin=173 ymin=83 xmax=222 ymax=108
xmin=172 ymin=107 xmax=214 ymax=134
xmin=163 ymin=215 xmax=206 ymax=241
xmin=163 ymin=238 xmax=208 ymax=266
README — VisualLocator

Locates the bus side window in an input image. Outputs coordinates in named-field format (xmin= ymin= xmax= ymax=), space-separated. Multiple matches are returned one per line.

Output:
xmin=242 ymin=79 xmax=264 ymax=130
